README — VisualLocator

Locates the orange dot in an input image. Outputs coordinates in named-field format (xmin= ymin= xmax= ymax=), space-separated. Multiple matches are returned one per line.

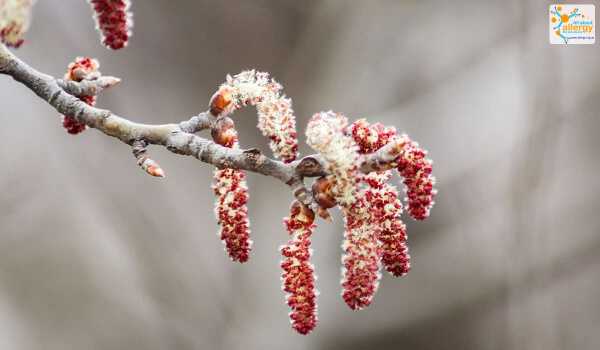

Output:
xmin=551 ymin=17 xmax=557 ymax=23
xmin=561 ymin=14 xmax=570 ymax=22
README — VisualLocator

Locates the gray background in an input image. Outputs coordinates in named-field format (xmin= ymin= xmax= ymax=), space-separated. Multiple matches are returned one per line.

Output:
xmin=0 ymin=0 xmax=599 ymax=349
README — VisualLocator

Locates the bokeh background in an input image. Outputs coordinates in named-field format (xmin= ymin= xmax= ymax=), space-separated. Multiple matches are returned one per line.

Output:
xmin=1 ymin=0 xmax=599 ymax=349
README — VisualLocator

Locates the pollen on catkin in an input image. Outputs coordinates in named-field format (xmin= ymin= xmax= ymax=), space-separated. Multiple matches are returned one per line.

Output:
xmin=202 ymin=72 xmax=436 ymax=332
xmin=211 ymin=70 xmax=299 ymax=162
xmin=0 ymin=0 xmax=36 ymax=48
xmin=349 ymin=119 xmax=411 ymax=276
xmin=349 ymin=119 xmax=436 ymax=220
xmin=365 ymin=178 xmax=410 ymax=277
xmin=211 ymin=119 xmax=252 ymax=263
xmin=306 ymin=111 xmax=359 ymax=207
xmin=281 ymin=201 xmax=318 ymax=334
xmin=87 ymin=0 xmax=133 ymax=50
xmin=213 ymin=167 xmax=252 ymax=263
xmin=341 ymin=191 xmax=382 ymax=310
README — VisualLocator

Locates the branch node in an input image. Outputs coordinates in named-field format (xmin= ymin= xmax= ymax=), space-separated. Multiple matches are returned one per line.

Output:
xmin=243 ymin=148 xmax=266 ymax=167
xmin=295 ymin=156 xmax=325 ymax=177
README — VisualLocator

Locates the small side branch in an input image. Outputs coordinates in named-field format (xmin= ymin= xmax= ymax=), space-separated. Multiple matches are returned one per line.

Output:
xmin=132 ymin=140 xmax=165 ymax=177
xmin=179 ymin=112 xmax=213 ymax=133
xmin=57 ymin=76 xmax=121 ymax=97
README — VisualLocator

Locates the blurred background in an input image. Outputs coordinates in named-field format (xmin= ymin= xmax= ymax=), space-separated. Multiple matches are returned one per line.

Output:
xmin=0 ymin=0 xmax=599 ymax=349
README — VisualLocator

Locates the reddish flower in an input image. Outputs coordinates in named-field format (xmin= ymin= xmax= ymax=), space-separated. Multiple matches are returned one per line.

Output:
xmin=211 ymin=118 xmax=252 ymax=262
xmin=256 ymin=94 xmax=298 ymax=163
xmin=349 ymin=118 xmax=396 ymax=154
xmin=88 ymin=0 xmax=132 ymax=50
xmin=61 ymin=57 xmax=101 ymax=135
xmin=312 ymin=176 xmax=337 ymax=209
xmin=396 ymin=136 xmax=436 ymax=220
xmin=350 ymin=119 xmax=413 ymax=276
xmin=341 ymin=192 xmax=382 ymax=310
xmin=213 ymin=167 xmax=252 ymax=263
xmin=378 ymin=217 xmax=410 ymax=277
xmin=349 ymin=119 xmax=436 ymax=221
xmin=364 ymin=179 xmax=410 ymax=277
xmin=211 ymin=116 xmax=237 ymax=148
xmin=213 ymin=70 xmax=299 ymax=162
xmin=281 ymin=201 xmax=318 ymax=334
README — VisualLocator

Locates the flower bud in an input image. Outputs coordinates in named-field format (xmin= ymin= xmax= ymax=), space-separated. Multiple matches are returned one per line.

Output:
xmin=312 ymin=176 xmax=336 ymax=209
xmin=289 ymin=200 xmax=315 ymax=226
xmin=209 ymin=87 xmax=233 ymax=116
xmin=211 ymin=116 xmax=237 ymax=147
xmin=60 ymin=57 xmax=101 ymax=135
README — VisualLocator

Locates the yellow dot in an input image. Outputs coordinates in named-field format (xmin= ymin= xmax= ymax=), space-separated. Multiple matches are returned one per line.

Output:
xmin=555 ymin=30 xmax=561 ymax=36
xmin=557 ymin=6 xmax=562 ymax=11
xmin=551 ymin=17 xmax=557 ymax=23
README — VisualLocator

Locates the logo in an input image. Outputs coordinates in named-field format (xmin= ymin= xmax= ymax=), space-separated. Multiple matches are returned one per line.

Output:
xmin=550 ymin=4 xmax=595 ymax=44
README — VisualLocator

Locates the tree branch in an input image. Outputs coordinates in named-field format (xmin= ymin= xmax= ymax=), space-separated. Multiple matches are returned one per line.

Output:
xmin=0 ymin=43 xmax=400 ymax=207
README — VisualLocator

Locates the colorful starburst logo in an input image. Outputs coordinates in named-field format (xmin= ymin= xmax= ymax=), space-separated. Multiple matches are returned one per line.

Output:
xmin=550 ymin=4 xmax=595 ymax=44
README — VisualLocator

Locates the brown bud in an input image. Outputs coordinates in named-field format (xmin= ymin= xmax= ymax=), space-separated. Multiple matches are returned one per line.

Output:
xmin=211 ymin=117 xmax=238 ymax=147
xmin=209 ymin=88 xmax=233 ymax=116
xmin=317 ymin=207 xmax=332 ymax=222
xmin=138 ymin=157 xmax=166 ymax=178
xmin=295 ymin=156 xmax=324 ymax=177
xmin=312 ymin=176 xmax=336 ymax=209
xmin=290 ymin=200 xmax=315 ymax=225
xmin=146 ymin=165 xmax=165 ymax=178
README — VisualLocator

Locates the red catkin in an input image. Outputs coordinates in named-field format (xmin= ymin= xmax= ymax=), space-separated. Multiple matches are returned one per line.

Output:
xmin=364 ymin=178 xmax=410 ymax=277
xmin=281 ymin=201 xmax=318 ymax=334
xmin=61 ymin=57 xmax=100 ymax=135
xmin=396 ymin=137 xmax=436 ymax=221
xmin=350 ymin=118 xmax=396 ymax=155
xmin=341 ymin=193 xmax=382 ymax=310
xmin=211 ymin=119 xmax=252 ymax=262
xmin=213 ymin=167 xmax=252 ymax=263
xmin=213 ymin=71 xmax=299 ymax=163
xmin=350 ymin=119 xmax=411 ymax=276
xmin=349 ymin=118 xmax=436 ymax=220
xmin=88 ymin=0 xmax=132 ymax=50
